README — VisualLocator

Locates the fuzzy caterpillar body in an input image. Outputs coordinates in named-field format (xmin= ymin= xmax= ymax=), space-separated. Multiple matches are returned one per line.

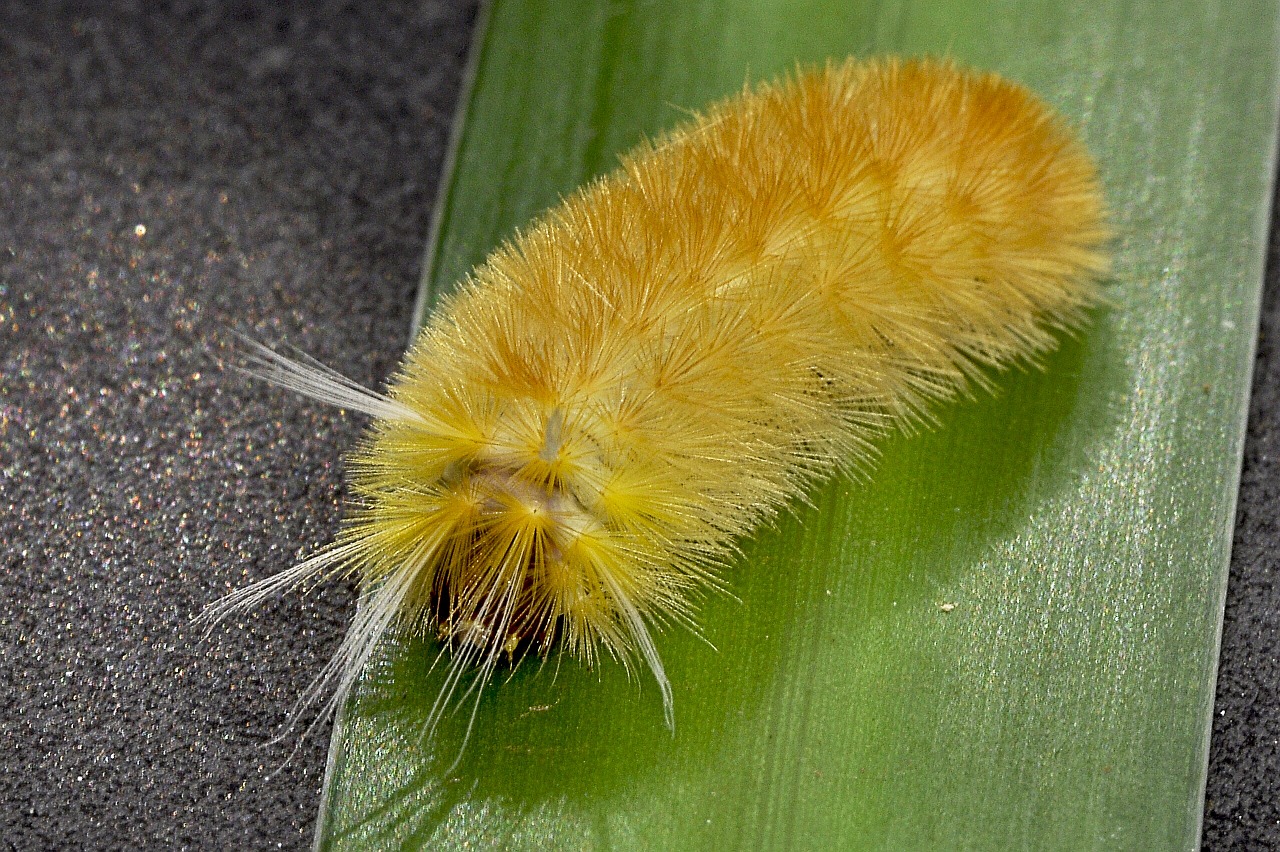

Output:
xmin=210 ymin=57 xmax=1107 ymax=733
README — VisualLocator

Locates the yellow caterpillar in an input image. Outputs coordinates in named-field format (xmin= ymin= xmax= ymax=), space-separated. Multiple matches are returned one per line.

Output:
xmin=206 ymin=57 xmax=1108 ymax=739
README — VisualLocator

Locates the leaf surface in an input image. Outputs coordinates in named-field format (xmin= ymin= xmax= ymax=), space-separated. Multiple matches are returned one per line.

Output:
xmin=318 ymin=1 xmax=1280 ymax=848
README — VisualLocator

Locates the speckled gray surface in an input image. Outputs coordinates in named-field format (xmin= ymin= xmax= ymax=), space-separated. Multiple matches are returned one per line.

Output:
xmin=0 ymin=1 xmax=1275 ymax=849
xmin=0 ymin=1 xmax=476 ymax=848
xmin=1205 ymin=176 xmax=1280 ymax=848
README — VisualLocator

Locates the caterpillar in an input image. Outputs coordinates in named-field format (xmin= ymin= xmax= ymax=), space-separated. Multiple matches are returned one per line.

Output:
xmin=205 ymin=57 xmax=1108 ymax=742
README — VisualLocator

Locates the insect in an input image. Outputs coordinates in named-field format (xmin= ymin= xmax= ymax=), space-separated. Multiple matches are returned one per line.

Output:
xmin=204 ymin=57 xmax=1108 ymax=744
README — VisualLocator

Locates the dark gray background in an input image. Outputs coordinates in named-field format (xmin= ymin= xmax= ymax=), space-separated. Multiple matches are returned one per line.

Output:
xmin=0 ymin=1 xmax=1274 ymax=848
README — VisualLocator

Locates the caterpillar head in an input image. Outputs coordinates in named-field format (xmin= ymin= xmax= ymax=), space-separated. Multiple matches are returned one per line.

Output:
xmin=351 ymin=391 xmax=681 ymax=730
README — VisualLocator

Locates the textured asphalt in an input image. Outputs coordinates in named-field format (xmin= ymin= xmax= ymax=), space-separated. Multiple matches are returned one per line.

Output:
xmin=0 ymin=1 xmax=1275 ymax=848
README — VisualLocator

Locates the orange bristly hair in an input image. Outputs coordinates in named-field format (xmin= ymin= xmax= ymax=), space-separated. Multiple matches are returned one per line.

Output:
xmin=207 ymin=57 xmax=1108 ymax=737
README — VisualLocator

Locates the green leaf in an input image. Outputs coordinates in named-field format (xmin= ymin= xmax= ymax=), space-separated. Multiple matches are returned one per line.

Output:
xmin=317 ymin=1 xmax=1280 ymax=848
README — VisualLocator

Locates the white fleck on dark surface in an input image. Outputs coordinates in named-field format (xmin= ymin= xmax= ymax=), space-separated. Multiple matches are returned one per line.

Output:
xmin=0 ymin=1 xmax=1274 ymax=848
